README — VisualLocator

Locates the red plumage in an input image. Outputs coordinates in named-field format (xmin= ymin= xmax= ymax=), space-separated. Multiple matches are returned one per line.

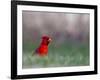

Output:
xmin=33 ymin=36 xmax=52 ymax=56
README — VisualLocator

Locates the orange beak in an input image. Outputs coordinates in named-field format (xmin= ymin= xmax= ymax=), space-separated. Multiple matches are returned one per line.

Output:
xmin=48 ymin=38 xmax=52 ymax=42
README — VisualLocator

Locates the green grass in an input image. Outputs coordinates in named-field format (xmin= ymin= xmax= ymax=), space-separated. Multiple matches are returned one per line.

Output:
xmin=22 ymin=42 xmax=89 ymax=69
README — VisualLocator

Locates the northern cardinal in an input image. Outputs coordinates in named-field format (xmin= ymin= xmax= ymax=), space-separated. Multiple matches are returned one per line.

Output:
xmin=32 ymin=36 xmax=52 ymax=56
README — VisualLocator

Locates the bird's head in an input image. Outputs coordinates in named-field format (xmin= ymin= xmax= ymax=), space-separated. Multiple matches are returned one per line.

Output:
xmin=41 ymin=36 xmax=52 ymax=45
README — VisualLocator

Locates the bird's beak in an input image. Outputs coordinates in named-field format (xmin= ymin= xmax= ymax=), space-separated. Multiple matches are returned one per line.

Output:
xmin=48 ymin=38 xmax=52 ymax=42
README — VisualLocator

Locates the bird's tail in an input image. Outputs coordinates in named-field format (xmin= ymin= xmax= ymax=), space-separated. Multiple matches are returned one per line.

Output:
xmin=32 ymin=51 xmax=35 ymax=56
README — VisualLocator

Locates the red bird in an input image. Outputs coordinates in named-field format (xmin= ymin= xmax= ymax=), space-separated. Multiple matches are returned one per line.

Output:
xmin=32 ymin=36 xmax=52 ymax=56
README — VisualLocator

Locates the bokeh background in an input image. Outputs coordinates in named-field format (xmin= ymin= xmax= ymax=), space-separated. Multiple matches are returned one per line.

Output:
xmin=22 ymin=11 xmax=89 ymax=69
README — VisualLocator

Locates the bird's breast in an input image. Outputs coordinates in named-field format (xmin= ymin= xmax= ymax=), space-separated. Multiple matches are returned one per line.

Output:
xmin=39 ymin=45 xmax=48 ymax=54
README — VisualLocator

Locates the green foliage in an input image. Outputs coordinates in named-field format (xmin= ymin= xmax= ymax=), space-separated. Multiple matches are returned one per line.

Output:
xmin=22 ymin=42 xmax=89 ymax=69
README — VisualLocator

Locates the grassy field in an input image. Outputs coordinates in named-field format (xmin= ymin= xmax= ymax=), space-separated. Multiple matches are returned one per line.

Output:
xmin=22 ymin=42 xmax=89 ymax=69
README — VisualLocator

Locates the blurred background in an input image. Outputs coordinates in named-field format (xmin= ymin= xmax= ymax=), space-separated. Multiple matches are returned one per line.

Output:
xmin=22 ymin=11 xmax=90 ymax=69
